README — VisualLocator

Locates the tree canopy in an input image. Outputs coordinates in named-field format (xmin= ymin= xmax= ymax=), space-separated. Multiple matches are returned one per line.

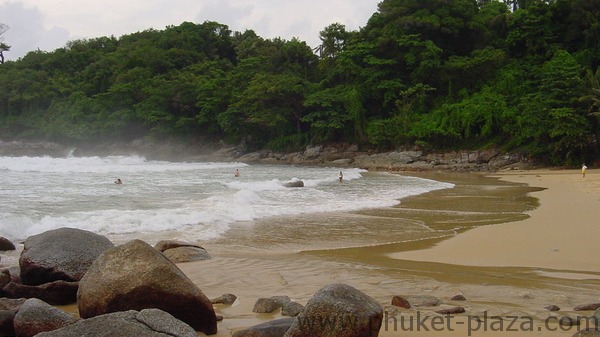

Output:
xmin=1 ymin=0 xmax=599 ymax=164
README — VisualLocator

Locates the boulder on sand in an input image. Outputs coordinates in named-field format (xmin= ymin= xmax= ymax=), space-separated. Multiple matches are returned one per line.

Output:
xmin=284 ymin=283 xmax=382 ymax=337
xmin=13 ymin=298 xmax=78 ymax=337
xmin=19 ymin=227 xmax=114 ymax=285
xmin=77 ymin=239 xmax=217 ymax=335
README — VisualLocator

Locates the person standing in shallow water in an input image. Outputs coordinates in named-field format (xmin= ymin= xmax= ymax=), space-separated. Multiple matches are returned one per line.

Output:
xmin=339 ymin=171 xmax=343 ymax=182
xmin=234 ymin=169 xmax=240 ymax=177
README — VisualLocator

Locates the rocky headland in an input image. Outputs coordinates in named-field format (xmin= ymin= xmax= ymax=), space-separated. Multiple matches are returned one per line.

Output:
xmin=0 ymin=139 xmax=535 ymax=172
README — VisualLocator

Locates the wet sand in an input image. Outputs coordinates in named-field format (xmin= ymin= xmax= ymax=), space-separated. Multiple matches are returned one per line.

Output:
xmin=179 ymin=170 xmax=600 ymax=336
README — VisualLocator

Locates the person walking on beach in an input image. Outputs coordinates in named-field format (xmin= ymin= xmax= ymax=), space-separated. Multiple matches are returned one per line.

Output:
xmin=339 ymin=171 xmax=343 ymax=182
xmin=582 ymin=164 xmax=588 ymax=178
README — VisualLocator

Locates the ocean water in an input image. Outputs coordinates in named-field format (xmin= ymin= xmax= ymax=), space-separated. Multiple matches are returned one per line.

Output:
xmin=0 ymin=154 xmax=454 ymax=243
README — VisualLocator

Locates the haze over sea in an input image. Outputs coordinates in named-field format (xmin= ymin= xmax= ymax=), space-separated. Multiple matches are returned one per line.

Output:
xmin=0 ymin=154 xmax=454 ymax=244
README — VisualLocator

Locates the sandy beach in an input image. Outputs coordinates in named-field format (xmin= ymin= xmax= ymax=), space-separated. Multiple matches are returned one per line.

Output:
xmin=392 ymin=169 xmax=600 ymax=274
xmin=173 ymin=169 xmax=600 ymax=336
xmin=7 ymin=169 xmax=600 ymax=336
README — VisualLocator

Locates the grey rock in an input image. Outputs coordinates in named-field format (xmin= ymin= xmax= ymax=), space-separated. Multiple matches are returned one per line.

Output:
xmin=284 ymin=283 xmax=382 ymax=337
xmin=2 ymin=280 xmax=79 ymax=305
xmin=211 ymin=293 xmax=238 ymax=305
xmin=162 ymin=246 xmax=211 ymax=263
xmin=35 ymin=309 xmax=197 ymax=337
xmin=450 ymin=293 xmax=467 ymax=301
xmin=407 ymin=295 xmax=441 ymax=307
xmin=233 ymin=318 xmax=295 ymax=337
xmin=153 ymin=240 xmax=204 ymax=252
xmin=13 ymin=298 xmax=78 ymax=337
xmin=435 ymin=306 xmax=465 ymax=315
xmin=19 ymin=227 xmax=114 ymax=285
xmin=283 ymin=181 xmax=304 ymax=188
xmin=575 ymin=303 xmax=600 ymax=311
xmin=253 ymin=296 xmax=290 ymax=314
xmin=0 ymin=237 xmax=15 ymax=251
xmin=0 ymin=269 xmax=11 ymax=288
xmin=77 ymin=239 xmax=217 ymax=334
xmin=281 ymin=301 xmax=304 ymax=317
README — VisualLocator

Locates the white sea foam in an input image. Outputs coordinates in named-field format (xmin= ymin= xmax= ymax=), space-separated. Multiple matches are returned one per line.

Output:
xmin=0 ymin=155 xmax=454 ymax=241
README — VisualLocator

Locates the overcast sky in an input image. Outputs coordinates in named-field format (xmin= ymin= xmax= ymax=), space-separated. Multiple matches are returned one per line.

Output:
xmin=0 ymin=0 xmax=381 ymax=61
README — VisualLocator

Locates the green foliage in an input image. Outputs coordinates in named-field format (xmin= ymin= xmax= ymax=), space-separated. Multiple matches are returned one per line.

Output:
xmin=0 ymin=1 xmax=599 ymax=164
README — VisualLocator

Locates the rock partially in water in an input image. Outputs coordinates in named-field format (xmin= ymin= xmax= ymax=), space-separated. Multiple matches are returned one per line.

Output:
xmin=283 ymin=181 xmax=304 ymax=188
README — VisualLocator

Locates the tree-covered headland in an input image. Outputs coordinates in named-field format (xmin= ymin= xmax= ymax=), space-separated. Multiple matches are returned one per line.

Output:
xmin=1 ymin=0 xmax=599 ymax=165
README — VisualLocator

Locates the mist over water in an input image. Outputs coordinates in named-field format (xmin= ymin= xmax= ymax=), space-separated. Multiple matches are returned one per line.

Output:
xmin=0 ymin=155 xmax=454 ymax=242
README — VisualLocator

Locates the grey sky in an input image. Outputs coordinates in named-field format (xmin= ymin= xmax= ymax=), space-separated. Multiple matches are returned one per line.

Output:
xmin=0 ymin=0 xmax=380 ymax=61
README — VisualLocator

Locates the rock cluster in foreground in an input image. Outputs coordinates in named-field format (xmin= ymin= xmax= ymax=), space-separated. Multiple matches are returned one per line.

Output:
xmin=2 ymin=227 xmax=600 ymax=337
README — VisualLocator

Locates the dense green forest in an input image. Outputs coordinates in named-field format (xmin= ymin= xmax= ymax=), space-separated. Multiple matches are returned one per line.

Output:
xmin=1 ymin=0 xmax=599 ymax=164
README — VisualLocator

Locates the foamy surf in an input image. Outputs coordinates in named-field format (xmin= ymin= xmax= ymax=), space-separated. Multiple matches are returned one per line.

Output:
xmin=0 ymin=155 xmax=454 ymax=242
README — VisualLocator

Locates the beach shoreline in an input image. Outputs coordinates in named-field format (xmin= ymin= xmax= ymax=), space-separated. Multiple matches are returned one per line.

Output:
xmin=3 ymin=167 xmax=599 ymax=336
xmin=181 ymin=169 xmax=600 ymax=336
xmin=391 ymin=169 xmax=600 ymax=274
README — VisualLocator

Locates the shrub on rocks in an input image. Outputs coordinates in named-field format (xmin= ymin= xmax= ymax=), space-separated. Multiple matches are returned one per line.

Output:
xmin=77 ymin=239 xmax=217 ymax=335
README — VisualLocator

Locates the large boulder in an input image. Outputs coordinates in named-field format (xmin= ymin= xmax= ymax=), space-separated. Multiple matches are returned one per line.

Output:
xmin=13 ymin=298 xmax=78 ymax=337
xmin=284 ymin=284 xmax=382 ymax=337
xmin=35 ymin=309 xmax=198 ymax=337
xmin=19 ymin=227 xmax=114 ymax=285
xmin=77 ymin=239 xmax=217 ymax=335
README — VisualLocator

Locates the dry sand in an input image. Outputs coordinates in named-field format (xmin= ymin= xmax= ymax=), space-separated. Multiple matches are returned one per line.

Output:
xmin=392 ymin=169 xmax=600 ymax=274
